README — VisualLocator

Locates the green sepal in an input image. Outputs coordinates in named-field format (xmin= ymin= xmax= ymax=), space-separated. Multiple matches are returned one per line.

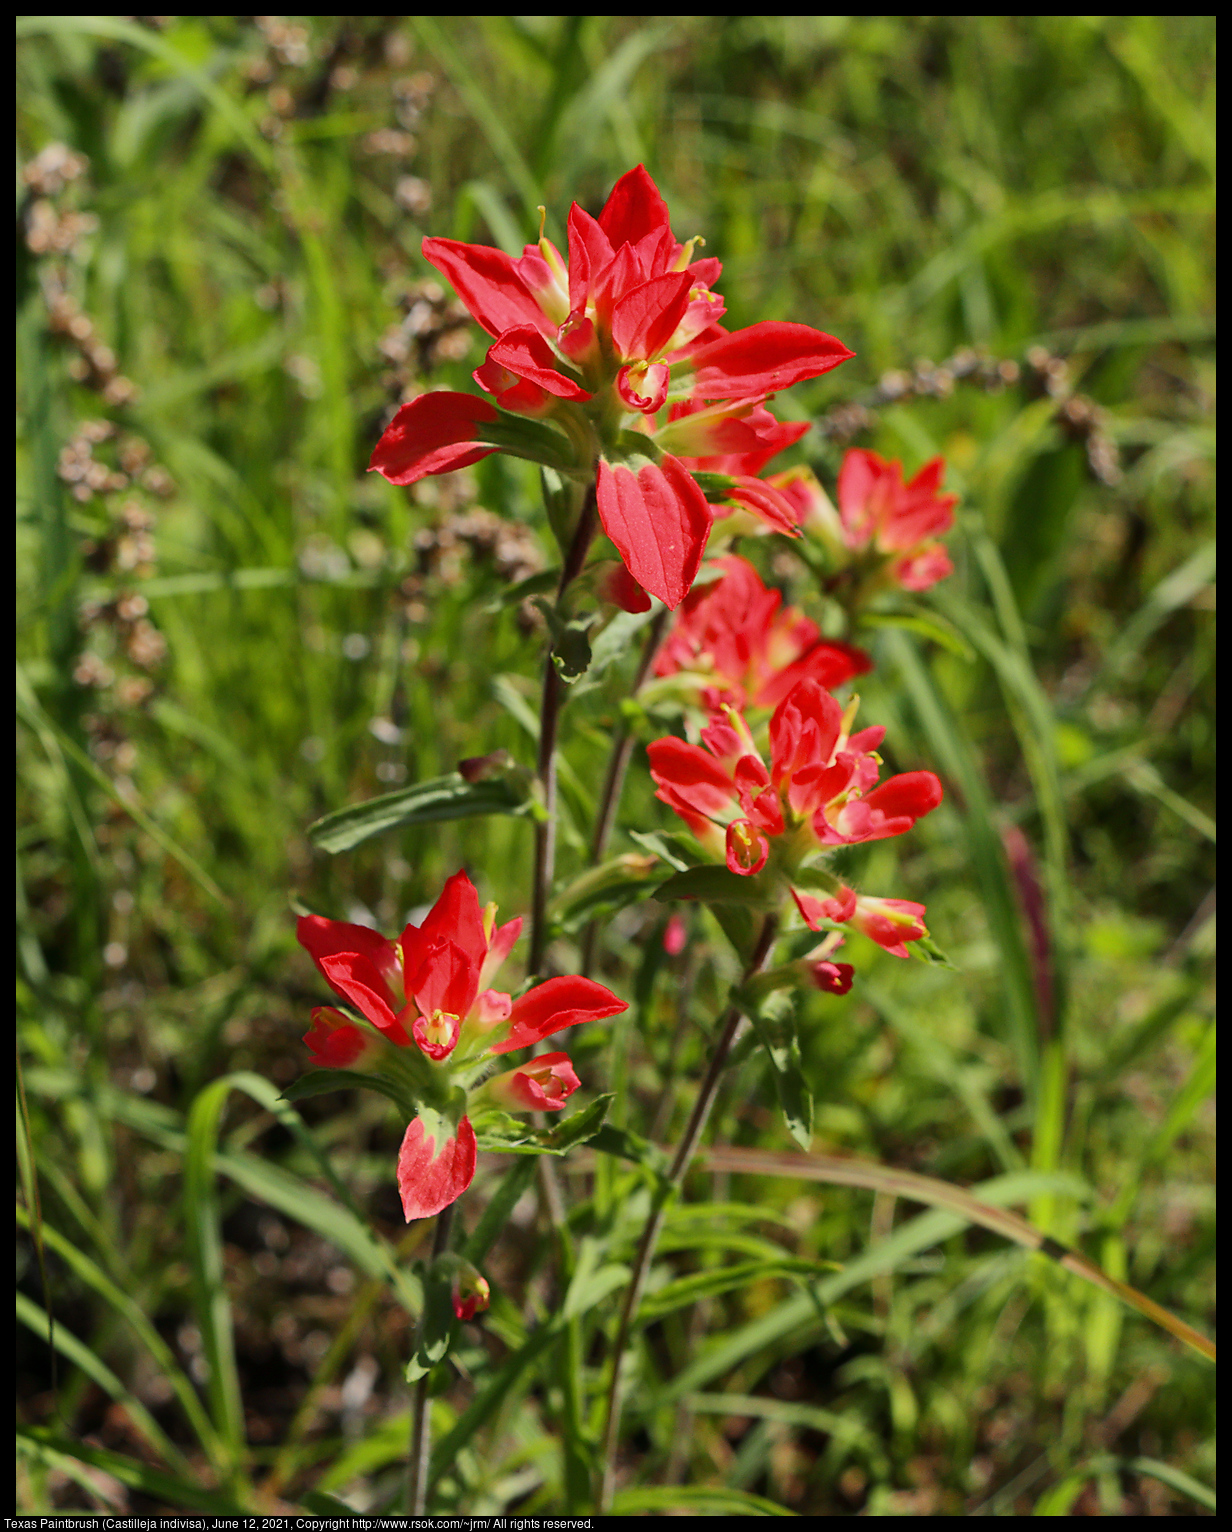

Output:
xmin=689 ymin=470 xmax=739 ymax=499
xmin=734 ymin=985 xmax=814 ymax=1150
xmin=470 ymin=1094 xmax=614 ymax=1157
xmin=909 ymin=933 xmax=958 ymax=969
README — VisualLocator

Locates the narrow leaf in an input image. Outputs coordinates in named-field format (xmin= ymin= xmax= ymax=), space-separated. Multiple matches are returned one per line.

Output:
xmin=308 ymin=772 xmax=529 ymax=853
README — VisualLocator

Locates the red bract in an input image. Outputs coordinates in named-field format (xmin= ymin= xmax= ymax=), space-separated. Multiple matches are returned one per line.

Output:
xmin=656 ymin=397 xmax=814 ymax=536
xmin=647 ymin=680 xmax=941 ymax=960
xmin=297 ymin=872 xmax=626 ymax=1219
xmin=369 ymin=166 xmax=853 ymax=609
xmin=654 ymin=555 xmax=871 ymax=712
xmin=648 ymin=679 xmax=940 ymax=860
xmin=367 ymin=391 xmax=501 ymax=485
xmin=834 ymin=448 xmax=958 ymax=591
xmin=595 ymin=455 xmax=711 ymax=611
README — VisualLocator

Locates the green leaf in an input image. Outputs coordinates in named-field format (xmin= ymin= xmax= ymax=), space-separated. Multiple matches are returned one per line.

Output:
xmin=628 ymin=828 xmax=701 ymax=871
xmin=655 ymin=864 xmax=780 ymax=906
xmin=483 ymin=564 xmax=560 ymax=613
xmin=547 ymin=853 xmax=661 ymax=934
xmin=638 ymin=1257 xmax=838 ymax=1321
xmin=612 ymin=1484 xmax=795 ymax=1516
xmin=471 ymin=1095 xmax=612 ymax=1157
xmin=533 ymin=596 xmax=595 ymax=682
xmin=542 ymin=1092 xmax=613 ymax=1152
xmin=405 ymin=1255 xmax=461 ymax=1382
xmin=281 ymin=1067 xmax=416 ymax=1115
xmin=16 ymin=1427 xmax=250 ymax=1515
xmin=737 ymin=987 xmax=814 ymax=1150
xmin=589 ymin=1122 xmax=670 ymax=1176
xmin=857 ymin=606 xmax=975 ymax=660
xmin=307 ymin=771 xmax=530 ymax=853
xmin=462 ymin=1157 xmax=539 ymax=1265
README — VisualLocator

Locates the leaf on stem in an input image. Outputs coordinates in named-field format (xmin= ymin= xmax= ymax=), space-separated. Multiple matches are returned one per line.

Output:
xmin=307 ymin=771 xmax=531 ymax=854
xmin=736 ymin=987 xmax=814 ymax=1150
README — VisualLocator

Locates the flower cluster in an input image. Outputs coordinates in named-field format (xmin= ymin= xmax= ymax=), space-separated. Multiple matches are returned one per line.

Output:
xmin=297 ymin=872 xmax=625 ymax=1219
xmin=652 ymin=554 xmax=871 ymax=712
xmin=648 ymin=557 xmax=942 ymax=975
xmin=806 ymin=447 xmax=958 ymax=594
xmin=369 ymin=165 xmax=852 ymax=609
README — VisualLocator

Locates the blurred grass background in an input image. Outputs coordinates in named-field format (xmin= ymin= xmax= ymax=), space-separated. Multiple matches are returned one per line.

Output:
xmin=17 ymin=15 xmax=1214 ymax=1516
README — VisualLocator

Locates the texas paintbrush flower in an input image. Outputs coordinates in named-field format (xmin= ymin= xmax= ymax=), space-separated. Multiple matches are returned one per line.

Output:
xmin=652 ymin=553 xmax=871 ymax=713
xmin=807 ymin=448 xmax=959 ymax=594
xmin=651 ymin=396 xmax=814 ymax=537
xmin=296 ymin=872 xmax=626 ymax=1219
xmin=647 ymin=678 xmax=942 ymax=957
xmin=369 ymin=165 xmax=853 ymax=609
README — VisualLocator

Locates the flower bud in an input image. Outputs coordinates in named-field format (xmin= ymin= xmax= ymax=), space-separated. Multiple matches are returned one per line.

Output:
xmin=303 ymin=1007 xmax=381 ymax=1069
xmin=451 ymin=1261 xmax=491 ymax=1322
xmin=483 ymin=1052 xmax=579 ymax=1111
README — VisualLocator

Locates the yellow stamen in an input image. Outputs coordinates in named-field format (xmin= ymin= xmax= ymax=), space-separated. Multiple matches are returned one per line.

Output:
xmin=425 ymin=1009 xmax=458 ymax=1047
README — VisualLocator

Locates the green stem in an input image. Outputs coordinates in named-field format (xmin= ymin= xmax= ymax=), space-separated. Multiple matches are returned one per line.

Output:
xmin=580 ymin=605 xmax=670 ymax=977
xmin=597 ymin=912 xmax=781 ymax=1510
xmin=529 ymin=482 xmax=599 ymax=978
xmin=407 ymin=1201 xmax=455 ymax=1515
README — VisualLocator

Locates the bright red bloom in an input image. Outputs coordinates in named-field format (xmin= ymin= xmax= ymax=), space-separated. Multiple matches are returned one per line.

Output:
xmin=656 ymin=397 xmax=814 ymax=536
xmin=648 ymin=680 xmax=940 ymax=859
xmin=369 ymin=166 xmax=853 ymax=610
xmin=648 ymin=680 xmax=940 ymax=959
xmin=790 ymin=884 xmax=930 ymax=958
xmin=653 ymin=555 xmax=870 ymax=712
xmin=297 ymin=872 xmax=625 ymax=1219
xmin=833 ymin=449 xmax=958 ymax=591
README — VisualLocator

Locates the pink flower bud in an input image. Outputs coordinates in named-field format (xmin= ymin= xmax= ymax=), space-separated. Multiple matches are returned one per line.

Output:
xmin=808 ymin=959 xmax=855 ymax=995
xmin=484 ymin=1052 xmax=580 ymax=1111
xmin=451 ymin=1263 xmax=491 ymax=1322
xmin=663 ymin=914 xmax=688 ymax=956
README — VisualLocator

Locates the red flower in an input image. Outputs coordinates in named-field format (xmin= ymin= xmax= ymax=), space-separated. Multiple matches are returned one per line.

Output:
xmin=297 ymin=872 xmax=626 ymax=1219
xmin=369 ymin=166 xmax=853 ymax=610
xmin=649 ymin=680 xmax=941 ymax=860
xmin=831 ymin=449 xmax=958 ymax=592
xmin=647 ymin=680 xmax=940 ymax=959
xmin=653 ymin=555 xmax=870 ymax=712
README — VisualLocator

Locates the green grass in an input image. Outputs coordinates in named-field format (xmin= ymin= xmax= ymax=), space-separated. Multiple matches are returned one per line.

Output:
xmin=17 ymin=16 xmax=1214 ymax=1517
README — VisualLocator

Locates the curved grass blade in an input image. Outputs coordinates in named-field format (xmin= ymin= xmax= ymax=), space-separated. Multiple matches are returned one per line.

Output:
xmin=16 ymin=1290 xmax=190 ymax=1475
xmin=16 ymin=1426 xmax=249 ymax=1515
xmin=183 ymin=1078 xmax=249 ymax=1476
xmin=613 ymin=1484 xmax=796 ymax=1516
xmin=14 ymin=1205 xmax=224 ymax=1468
xmin=698 ymin=1146 xmax=1215 ymax=1363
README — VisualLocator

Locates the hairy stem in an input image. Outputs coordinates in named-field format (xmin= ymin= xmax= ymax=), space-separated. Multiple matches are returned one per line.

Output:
xmin=406 ymin=1201 xmax=455 ymax=1515
xmin=597 ymin=912 xmax=781 ymax=1510
xmin=529 ymin=482 xmax=599 ymax=979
